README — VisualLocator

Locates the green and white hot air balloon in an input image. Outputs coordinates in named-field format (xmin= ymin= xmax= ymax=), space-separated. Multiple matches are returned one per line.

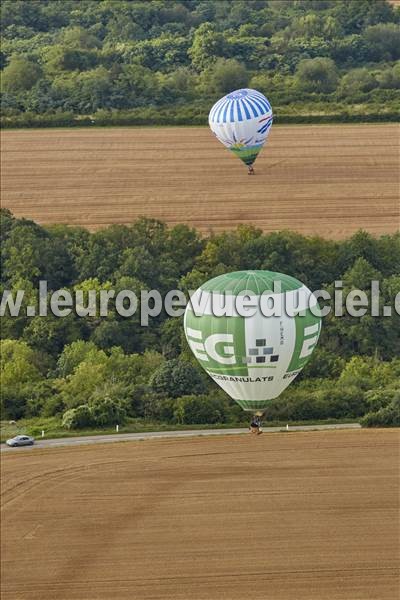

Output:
xmin=184 ymin=270 xmax=321 ymax=413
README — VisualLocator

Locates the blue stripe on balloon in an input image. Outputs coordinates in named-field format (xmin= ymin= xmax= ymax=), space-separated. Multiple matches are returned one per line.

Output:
xmin=209 ymin=102 xmax=216 ymax=120
xmin=209 ymin=101 xmax=218 ymax=121
xmin=252 ymin=92 xmax=272 ymax=110
xmin=250 ymin=91 xmax=270 ymax=105
xmin=252 ymin=96 xmax=270 ymax=113
xmin=211 ymin=98 xmax=225 ymax=120
xmin=253 ymin=99 xmax=263 ymax=116
xmin=216 ymin=100 xmax=226 ymax=123
xmin=250 ymin=97 xmax=267 ymax=115
xmin=230 ymin=101 xmax=235 ymax=122
xmin=244 ymin=98 xmax=259 ymax=118
xmin=254 ymin=94 xmax=272 ymax=112
xmin=258 ymin=122 xmax=271 ymax=134
xmin=222 ymin=100 xmax=230 ymax=123
xmin=257 ymin=98 xmax=272 ymax=114
xmin=241 ymin=98 xmax=251 ymax=120
xmin=257 ymin=116 xmax=273 ymax=134
xmin=210 ymin=99 xmax=218 ymax=120
xmin=236 ymin=101 xmax=243 ymax=122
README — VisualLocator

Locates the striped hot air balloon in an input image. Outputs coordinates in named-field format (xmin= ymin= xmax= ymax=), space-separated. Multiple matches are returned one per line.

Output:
xmin=208 ymin=89 xmax=273 ymax=174
xmin=184 ymin=271 xmax=321 ymax=414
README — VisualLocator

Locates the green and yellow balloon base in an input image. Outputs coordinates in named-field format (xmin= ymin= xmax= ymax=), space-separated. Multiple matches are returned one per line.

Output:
xmin=230 ymin=144 xmax=263 ymax=167
xmin=235 ymin=399 xmax=270 ymax=412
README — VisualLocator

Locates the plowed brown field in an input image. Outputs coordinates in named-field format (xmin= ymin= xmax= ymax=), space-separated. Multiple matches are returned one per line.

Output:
xmin=1 ymin=429 xmax=399 ymax=600
xmin=1 ymin=124 xmax=399 ymax=238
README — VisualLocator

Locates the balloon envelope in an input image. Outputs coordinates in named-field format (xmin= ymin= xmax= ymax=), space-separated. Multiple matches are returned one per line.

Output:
xmin=184 ymin=270 xmax=321 ymax=412
xmin=208 ymin=88 xmax=273 ymax=168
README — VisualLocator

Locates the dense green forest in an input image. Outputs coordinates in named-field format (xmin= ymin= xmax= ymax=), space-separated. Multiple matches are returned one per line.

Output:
xmin=1 ymin=208 xmax=399 ymax=431
xmin=1 ymin=0 xmax=400 ymax=127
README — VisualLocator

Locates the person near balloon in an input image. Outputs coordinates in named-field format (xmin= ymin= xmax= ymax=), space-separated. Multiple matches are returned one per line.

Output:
xmin=250 ymin=414 xmax=262 ymax=435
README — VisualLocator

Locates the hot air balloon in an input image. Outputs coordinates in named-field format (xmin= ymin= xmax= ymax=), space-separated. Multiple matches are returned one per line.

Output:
xmin=208 ymin=88 xmax=273 ymax=175
xmin=184 ymin=270 xmax=321 ymax=419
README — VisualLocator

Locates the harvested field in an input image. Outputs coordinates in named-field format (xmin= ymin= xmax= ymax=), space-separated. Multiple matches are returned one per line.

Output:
xmin=1 ymin=124 xmax=399 ymax=238
xmin=1 ymin=428 xmax=399 ymax=600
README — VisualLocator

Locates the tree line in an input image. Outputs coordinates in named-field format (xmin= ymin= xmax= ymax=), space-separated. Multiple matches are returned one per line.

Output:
xmin=1 ymin=208 xmax=399 ymax=429
xmin=1 ymin=0 xmax=400 ymax=127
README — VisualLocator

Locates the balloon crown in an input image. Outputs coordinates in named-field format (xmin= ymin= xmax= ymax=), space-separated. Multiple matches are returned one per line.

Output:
xmin=226 ymin=89 xmax=249 ymax=100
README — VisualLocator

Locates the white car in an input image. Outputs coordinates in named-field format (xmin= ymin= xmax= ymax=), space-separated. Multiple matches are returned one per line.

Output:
xmin=6 ymin=435 xmax=35 ymax=447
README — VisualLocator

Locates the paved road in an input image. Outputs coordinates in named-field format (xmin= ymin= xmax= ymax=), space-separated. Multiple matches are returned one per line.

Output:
xmin=1 ymin=423 xmax=361 ymax=453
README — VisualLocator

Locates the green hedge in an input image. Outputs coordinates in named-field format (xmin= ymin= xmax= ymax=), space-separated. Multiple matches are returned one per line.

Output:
xmin=2 ymin=107 xmax=399 ymax=129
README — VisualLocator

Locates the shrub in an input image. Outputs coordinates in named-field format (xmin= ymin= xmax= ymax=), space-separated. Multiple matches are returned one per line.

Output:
xmin=41 ymin=395 xmax=65 ymax=417
xmin=295 ymin=57 xmax=339 ymax=93
xmin=62 ymin=397 xmax=127 ymax=429
xmin=361 ymin=396 xmax=400 ymax=427
xmin=339 ymin=68 xmax=378 ymax=98
xmin=266 ymin=382 xmax=367 ymax=421
xmin=62 ymin=405 xmax=93 ymax=429
xmin=89 ymin=397 xmax=127 ymax=426
xmin=174 ymin=394 xmax=229 ymax=425
xmin=1 ymin=56 xmax=42 ymax=92
xmin=364 ymin=387 xmax=399 ymax=413
xmin=208 ymin=58 xmax=249 ymax=95
xmin=150 ymin=359 xmax=206 ymax=398
xmin=144 ymin=396 xmax=175 ymax=422
xmin=364 ymin=23 xmax=400 ymax=61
